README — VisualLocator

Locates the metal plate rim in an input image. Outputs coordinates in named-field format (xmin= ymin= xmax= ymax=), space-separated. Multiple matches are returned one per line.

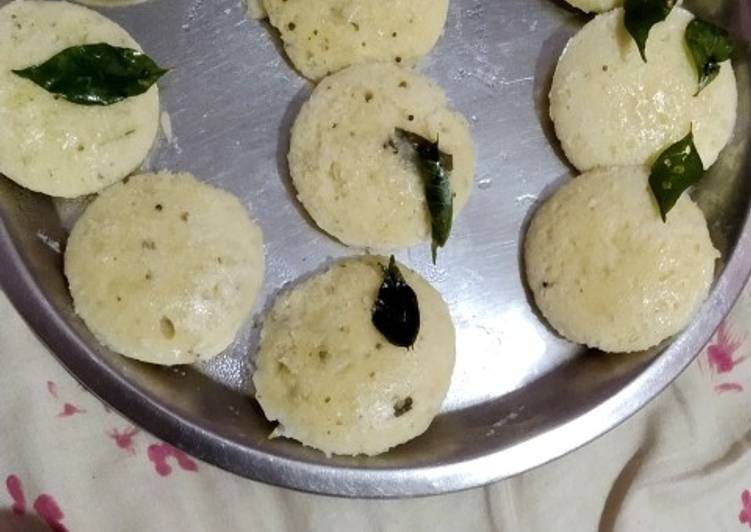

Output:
xmin=2 ymin=208 xmax=750 ymax=498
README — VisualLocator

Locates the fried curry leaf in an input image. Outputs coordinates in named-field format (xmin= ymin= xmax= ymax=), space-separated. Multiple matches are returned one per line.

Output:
xmin=624 ymin=0 xmax=677 ymax=62
xmin=13 ymin=43 xmax=168 ymax=106
xmin=372 ymin=256 xmax=420 ymax=349
xmin=393 ymin=397 xmax=414 ymax=417
xmin=395 ymin=128 xmax=454 ymax=263
xmin=649 ymin=129 xmax=704 ymax=221
xmin=685 ymin=18 xmax=734 ymax=95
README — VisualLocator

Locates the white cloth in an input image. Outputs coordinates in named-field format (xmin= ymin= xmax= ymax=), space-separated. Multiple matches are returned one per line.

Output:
xmin=1 ymin=286 xmax=750 ymax=532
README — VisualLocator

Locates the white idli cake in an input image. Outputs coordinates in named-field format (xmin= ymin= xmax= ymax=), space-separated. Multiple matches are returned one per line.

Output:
xmin=524 ymin=167 xmax=718 ymax=353
xmin=289 ymin=63 xmax=475 ymax=249
xmin=253 ymin=256 xmax=455 ymax=456
xmin=65 ymin=172 xmax=265 ymax=365
xmin=262 ymin=0 xmax=449 ymax=80
xmin=563 ymin=0 xmax=622 ymax=13
xmin=246 ymin=0 xmax=265 ymax=20
xmin=0 ymin=0 xmax=160 ymax=197
xmin=549 ymin=7 xmax=737 ymax=171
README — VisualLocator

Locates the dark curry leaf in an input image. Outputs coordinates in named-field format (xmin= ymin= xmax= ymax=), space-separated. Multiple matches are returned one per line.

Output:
xmin=372 ymin=256 xmax=420 ymax=349
xmin=649 ymin=128 xmax=704 ymax=221
xmin=395 ymin=128 xmax=454 ymax=263
xmin=624 ymin=0 xmax=677 ymax=62
xmin=685 ymin=18 xmax=734 ymax=95
xmin=393 ymin=397 xmax=413 ymax=417
xmin=13 ymin=43 xmax=168 ymax=106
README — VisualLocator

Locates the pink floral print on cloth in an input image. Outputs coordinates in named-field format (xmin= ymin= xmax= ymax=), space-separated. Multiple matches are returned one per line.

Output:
xmin=56 ymin=403 xmax=85 ymax=418
xmin=6 ymin=475 xmax=24 ymax=516
xmin=49 ymin=378 xmax=199 ymax=478
xmin=701 ymin=321 xmax=747 ymax=393
xmin=107 ymin=426 xmax=140 ymax=456
xmin=4 ymin=475 xmax=67 ymax=532
xmin=0 ymin=377 xmax=201 ymax=529
xmin=740 ymin=490 xmax=751 ymax=528
xmin=147 ymin=443 xmax=199 ymax=477
xmin=46 ymin=379 xmax=201 ymax=475
xmin=47 ymin=380 xmax=86 ymax=418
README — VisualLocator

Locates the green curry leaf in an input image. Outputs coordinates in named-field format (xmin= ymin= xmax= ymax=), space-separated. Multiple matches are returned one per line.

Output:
xmin=649 ymin=128 xmax=704 ymax=221
xmin=624 ymin=0 xmax=677 ymax=62
xmin=685 ymin=18 xmax=734 ymax=95
xmin=395 ymin=128 xmax=454 ymax=263
xmin=372 ymin=256 xmax=420 ymax=349
xmin=12 ymin=43 xmax=168 ymax=106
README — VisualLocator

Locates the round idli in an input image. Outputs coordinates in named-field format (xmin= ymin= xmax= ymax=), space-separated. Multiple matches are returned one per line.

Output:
xmin=262 ymin=0 xmax=449 ymax=80
xmin=289 ymin=63 xmax=475 ymax=249
xmin=0 ymin=0 xmax=160 ymax=198
xmin=65 ymin=172 xmax=265 ymax=365
xmin=549 ymin=7 xmax=737 ymax=171
xmin=524 ymin=166 xmax=718 ymax=353
xmin=564 ymin=0 xmax=621 ymax=13
xmin=253 ymin=256 xmax=455 ymax=456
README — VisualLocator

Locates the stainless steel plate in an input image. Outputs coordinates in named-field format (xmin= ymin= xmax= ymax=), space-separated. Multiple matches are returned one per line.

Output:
xmin=1 ymin=0 xmax=750 ymax=498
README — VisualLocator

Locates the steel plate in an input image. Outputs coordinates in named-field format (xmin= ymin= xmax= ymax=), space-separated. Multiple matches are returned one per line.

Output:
xmin=1 ymin=0 xmax=750 ymax=497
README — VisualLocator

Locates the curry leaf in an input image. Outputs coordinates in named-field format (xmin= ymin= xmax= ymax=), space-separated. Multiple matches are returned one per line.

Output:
xmin=395 ymin=128 xmax=454 ymax=263
xmin=649 ymin=129 xmax=704 ymax=221
xmin=372 ymin=256 xmax=420 ymax=349
xmin=13 ymin=43 xmax=168 ymax=106
xmin=393 ymin=397 xmax=414 ymax=417
xmin=624 ymin=0 xmax=677 ymax=62
xmin=685 ymin=18 xmax=734 ymax=95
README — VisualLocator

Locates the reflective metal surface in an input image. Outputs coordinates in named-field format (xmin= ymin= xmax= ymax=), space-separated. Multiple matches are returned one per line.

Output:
xmin=1 ymin=0 xmax=750 ymax=497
